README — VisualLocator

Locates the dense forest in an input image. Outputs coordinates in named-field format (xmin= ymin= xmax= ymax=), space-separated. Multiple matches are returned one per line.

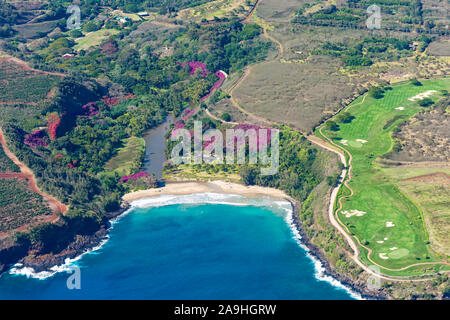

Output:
xmin=238 ymin=126 xmax=322 ymax=202
xmin=0 ymin=0 xmax=272 ymax=252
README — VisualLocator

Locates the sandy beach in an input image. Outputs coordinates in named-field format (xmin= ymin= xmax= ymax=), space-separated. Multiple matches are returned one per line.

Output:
xmin=123 ymin=181 xmax=292 ymax=202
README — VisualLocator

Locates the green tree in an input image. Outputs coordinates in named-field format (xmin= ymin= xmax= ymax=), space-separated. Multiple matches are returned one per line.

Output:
xmin=326 ymin=120 xmax=339 ymax=131
xmin=369 ymin=87 xmax=385 ymax=99
xmin=221 ymin=113 xmax=231 ymax=122
xmin=418 ymin=98 xmax=434 ymax=107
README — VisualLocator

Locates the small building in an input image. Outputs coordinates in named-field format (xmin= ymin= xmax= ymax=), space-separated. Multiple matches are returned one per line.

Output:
xmin=410 ymin=42 xmax=419 ymax=50
xmin=62 ymin=53 xmax=74 ymax=59
xmin=137 ymin=11 xmax=149 ymax=17
xmin=115 ymin=16 xmax=130 ymax=24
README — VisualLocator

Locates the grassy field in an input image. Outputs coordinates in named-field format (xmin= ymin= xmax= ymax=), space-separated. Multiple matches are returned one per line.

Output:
xmin=104 ymin=136 xmax=145 ymax=176
xmin=110 ymin=9 xmax=143 ymax=22
xmin=164 ymin=163 xmax=241 ymax=182
xmin=382 ymin=167 xmax=450 ymax=258
xmin=74 ymin=29 xmax=121 ymax=51
xmin=256 ymin=0 xmax=307 ymax=22
xmin=178 ymin=0 xmax=252 ymax=21
xmin=232 ymin=57 xmax=362 ymax=132
xmin=428 ymin=40 xmax=450 ymax=57
xmin=12 ymin=20 xmax=58 ymax=39
xmin=227 ymin=0 xmax=449 ymax=134
xmin=318 ymin=78 xmax=450 ymax=276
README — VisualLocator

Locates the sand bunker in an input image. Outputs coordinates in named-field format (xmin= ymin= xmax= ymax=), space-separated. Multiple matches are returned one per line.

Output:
xmin=377 ymin=238 xmax=389 ymax=244
xmin=395 ymin=107 xmax=405 ymax=110
xmin=340 ymin=140 xmax=348 ymax=145
xmin=389 ymin=247 xmax=398 ymax=251
xmin=379 ymin=253 xmax=389 ymax=260
xmin=386 ymin=221 xmax=395 ymax=227
xmin=388 ymin=248 xmax=409 ymax=259
xmin=356 ymin=139 xmax=368 ymax=144
xmin=408 ymin=90 xmax=437 ymax=101
xmin=341 ymin=209 xmax=367 ymax=218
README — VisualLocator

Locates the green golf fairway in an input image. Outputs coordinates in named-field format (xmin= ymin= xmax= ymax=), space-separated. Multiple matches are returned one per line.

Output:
xmin=318 ymin=78 xmax=450 ymax=276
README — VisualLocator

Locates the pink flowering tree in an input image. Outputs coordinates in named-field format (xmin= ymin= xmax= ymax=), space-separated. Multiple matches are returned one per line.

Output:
xmin=24 ymin=130 xmax=48 ymax=148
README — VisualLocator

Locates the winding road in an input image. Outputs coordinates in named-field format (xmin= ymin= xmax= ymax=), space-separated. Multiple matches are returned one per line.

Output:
xmin=0 ymin=128 xmax=67 ymax=214
xmin=212 ymin=1 xmax=450 ymax=282
xmin=0 ymin=53 xmax=66 ymax=78
xmin=317 ymin=119 xmax=450 ymax=275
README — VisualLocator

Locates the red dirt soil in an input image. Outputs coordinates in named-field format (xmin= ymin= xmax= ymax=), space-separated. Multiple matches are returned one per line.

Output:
xmin=242 ymin=0 xmax=261 ymax=23
xmin=0 ymin=128 xmax=68 ymax=214
xmin=0 ymin=55 xmax=66 ymax=78
xmin=0 ymin=214 xmax=59 ymax=239
xmin=404 ymin=172 xmax=450 ymax=183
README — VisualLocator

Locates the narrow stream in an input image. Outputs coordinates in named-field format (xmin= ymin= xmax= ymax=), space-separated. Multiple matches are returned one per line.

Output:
xmin=141 ymin=115 xmax=174 ymax=181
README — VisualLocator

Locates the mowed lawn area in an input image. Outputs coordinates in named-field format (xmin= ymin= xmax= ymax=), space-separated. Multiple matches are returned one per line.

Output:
xmin=318 ymin=78 xmax=450 ymax=276
xmin=74 ymin=29 xmax=120 ymax=51
xmin=104 ymin=136 xmax=145 ymax=176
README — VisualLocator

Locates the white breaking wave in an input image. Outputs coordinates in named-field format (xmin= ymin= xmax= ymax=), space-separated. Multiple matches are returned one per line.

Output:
xmin=9 ymin=236 xmax=111 ymax=280
xmin=130 ymin=193 xmax=286 ymax=209
xmin=9 ymin=192 xmax=364 ymax=299
xmin=284 ymin=208 xmax=365 ymax=300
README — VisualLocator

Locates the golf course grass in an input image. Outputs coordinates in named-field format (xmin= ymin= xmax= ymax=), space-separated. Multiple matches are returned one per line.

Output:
xmin=317 ymin=78 xmax=450 ymax=277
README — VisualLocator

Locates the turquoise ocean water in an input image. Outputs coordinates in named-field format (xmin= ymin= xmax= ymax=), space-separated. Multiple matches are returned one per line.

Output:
xmin=0 ymin=194 xmax=358 ymax=300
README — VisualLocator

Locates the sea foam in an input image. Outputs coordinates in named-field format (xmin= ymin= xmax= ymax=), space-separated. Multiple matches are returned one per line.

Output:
xmin=8 ymin=192 xmax=364 ymax=299
xmin=132 ymin=193 xmax=364 ymax=299
xmin=283 ymin=206 xmax=364 ymax=300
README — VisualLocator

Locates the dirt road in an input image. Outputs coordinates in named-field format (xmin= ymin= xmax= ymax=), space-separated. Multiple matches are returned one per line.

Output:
xmin=0 ymin=127 xmax=67 ymax=214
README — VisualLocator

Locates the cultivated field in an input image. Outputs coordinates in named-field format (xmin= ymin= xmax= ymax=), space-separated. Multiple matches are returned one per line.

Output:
xmin=0 ymin=145 xmax=19 ymax=173
xmin=0 ymin=178 xmax=54 ymax=234
xmin=318 ymin=78 xmax=450 ymax=276
xmin=0 ymin=58 xmax=58 ymax=105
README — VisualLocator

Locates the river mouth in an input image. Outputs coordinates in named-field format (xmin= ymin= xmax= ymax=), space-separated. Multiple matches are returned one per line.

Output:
xmin=142 ymin=115 xmax=174 ymax=181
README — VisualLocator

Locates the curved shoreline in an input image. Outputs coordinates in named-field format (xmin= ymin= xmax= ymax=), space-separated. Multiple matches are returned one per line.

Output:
xmin=287 ymin=199 xmax=382 ymax=300
xmin=7 ymin=182 xmax=373 ymax=299
xmin=123 ymin=180 xmax=291 ymax=202
xmin=124 ymin=181 xmax=379 ymax=299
